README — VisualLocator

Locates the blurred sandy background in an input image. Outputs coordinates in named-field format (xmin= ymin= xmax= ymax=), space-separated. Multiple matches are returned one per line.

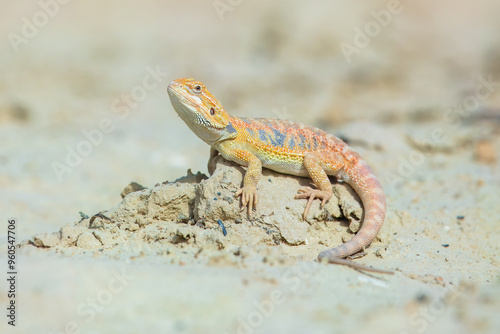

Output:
xmin=1 ymin=0 xmax=499 ymax=333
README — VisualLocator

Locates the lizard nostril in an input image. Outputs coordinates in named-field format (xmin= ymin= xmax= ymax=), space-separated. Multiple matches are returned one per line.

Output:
xmin=210 ymin=108 xmax=215 ymax=115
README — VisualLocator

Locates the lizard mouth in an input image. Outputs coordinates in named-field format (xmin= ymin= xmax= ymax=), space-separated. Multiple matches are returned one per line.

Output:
xmin=167 ymin=82 xmax=196 ymax=107
xmin=167 ymin=82 xmax=227 ymax=142
xmin=168 ymin=81 xmax=210 ymax=114
xmin=167 ymin=81 xmax=226 ymax=130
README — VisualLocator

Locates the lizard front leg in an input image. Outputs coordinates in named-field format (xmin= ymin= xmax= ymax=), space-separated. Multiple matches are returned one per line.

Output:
xmin=221 ymin=148 xmax=262 ymax=216
xmin=294 ymin=152 xmax=333 ymax=218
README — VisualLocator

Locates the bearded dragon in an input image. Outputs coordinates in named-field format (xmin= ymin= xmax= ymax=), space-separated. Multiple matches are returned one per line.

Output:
xmin=167 ymin=78 xmax=391 ymax=274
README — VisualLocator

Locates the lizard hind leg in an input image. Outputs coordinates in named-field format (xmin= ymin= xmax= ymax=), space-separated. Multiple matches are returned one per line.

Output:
xmin=294 ymin=153 xmax=333 ymax=219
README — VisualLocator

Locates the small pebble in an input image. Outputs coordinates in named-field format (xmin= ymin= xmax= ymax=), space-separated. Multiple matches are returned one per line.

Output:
xmin=416 ymin=293 xmax=428 ymax=303
xmin=217 ymin=219 xmax=227 ymax=236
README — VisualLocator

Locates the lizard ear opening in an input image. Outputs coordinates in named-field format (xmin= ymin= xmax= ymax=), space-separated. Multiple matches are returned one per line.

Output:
xmin=210 ymin=107 xmax=215 ymax=115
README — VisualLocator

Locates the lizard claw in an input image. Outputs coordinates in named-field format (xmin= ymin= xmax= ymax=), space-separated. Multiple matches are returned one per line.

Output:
xmin=236 ymin=186 xmax=258 ymax=217
xmin=294 ymin=186 xmax=332 ymax=219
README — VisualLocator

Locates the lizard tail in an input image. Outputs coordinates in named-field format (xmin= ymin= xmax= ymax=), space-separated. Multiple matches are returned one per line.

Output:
xmin=318 ymin=160 xmax=386 ymax=261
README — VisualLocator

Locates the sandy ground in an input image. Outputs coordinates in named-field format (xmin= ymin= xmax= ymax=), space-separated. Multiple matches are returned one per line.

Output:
xmin=1 ymin=0 xmax=500 ymax=333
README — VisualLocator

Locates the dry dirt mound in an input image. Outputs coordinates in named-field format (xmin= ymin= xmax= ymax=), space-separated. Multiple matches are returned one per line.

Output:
xmin=21 ymin=155 xmax=393 ymax=268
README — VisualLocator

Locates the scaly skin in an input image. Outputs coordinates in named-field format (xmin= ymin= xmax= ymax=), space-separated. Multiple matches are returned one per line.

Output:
xmin=167 ymin=78 xmax=391 ymax=274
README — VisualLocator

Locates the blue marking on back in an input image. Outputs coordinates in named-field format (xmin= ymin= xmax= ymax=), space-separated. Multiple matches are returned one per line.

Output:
xmin=246 ymin=128 xmax=255 ymax=136
xmin=270 ymin=128 xmax=286 ymax=147
xmin=298 ymin=134 xmax=307 ymax=149
xmin=258 ymin=129 xmax=269 ymax=143
xmin=288 ymin=136 xmax=296 ymax=149
xmin=226 ymin=122 xmax=237 ymax=134
xmin=312 ymin=135 xmax=318 ymax=149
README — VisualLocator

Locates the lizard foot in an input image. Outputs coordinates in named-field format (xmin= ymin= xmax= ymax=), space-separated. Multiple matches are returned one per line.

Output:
xmin=236 ymin=185 xmax=258 ymax=217
xmin=295 ymin=186 xmax=332 ymax=219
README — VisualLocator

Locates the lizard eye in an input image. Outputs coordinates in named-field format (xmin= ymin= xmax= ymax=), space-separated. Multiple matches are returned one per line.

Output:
xmin=210 ymin=107 xmax=215 ymax=115
xmin=193 ymin=85 xmax=202 ymax=93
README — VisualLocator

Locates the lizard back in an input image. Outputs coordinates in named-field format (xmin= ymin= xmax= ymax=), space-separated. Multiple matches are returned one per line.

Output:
xmin=226 ymin=116 xmax=352 ymax=177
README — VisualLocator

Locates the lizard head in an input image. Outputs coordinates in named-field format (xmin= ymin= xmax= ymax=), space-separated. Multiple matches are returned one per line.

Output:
xmin=167 ymin=78 xmax=235 ymax=145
